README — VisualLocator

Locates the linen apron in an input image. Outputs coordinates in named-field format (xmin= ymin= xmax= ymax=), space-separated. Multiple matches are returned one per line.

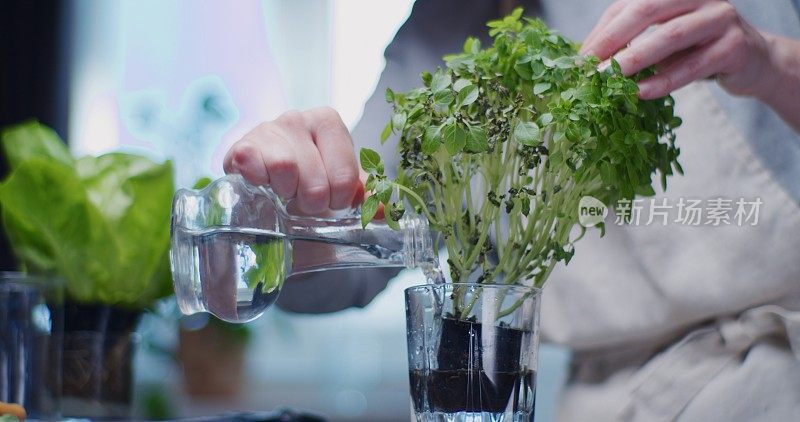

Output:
xmin=541 ymin=83 xmax=800 ymax=421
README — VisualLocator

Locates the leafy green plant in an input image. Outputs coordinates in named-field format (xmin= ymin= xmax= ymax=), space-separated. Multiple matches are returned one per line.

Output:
xmin=361 ymin=10 xmax=682 ymax=292
xmin=0 ymin=120 xmax=174 ymax=308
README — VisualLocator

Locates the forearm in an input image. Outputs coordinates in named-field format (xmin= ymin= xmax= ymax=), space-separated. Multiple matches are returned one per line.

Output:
xmin=757 ymin=34 xmax=800 ymax=133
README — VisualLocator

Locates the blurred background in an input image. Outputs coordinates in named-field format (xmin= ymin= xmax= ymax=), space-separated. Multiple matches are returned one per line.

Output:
xmin=0 ymin=0 xmax=569 ymax=420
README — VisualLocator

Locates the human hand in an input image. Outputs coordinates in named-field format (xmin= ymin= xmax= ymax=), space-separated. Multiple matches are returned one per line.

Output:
xmin=224 ymin=107 xmax=365 ymax=215
xmin=581 ymin=0 xmax=775 ymax=100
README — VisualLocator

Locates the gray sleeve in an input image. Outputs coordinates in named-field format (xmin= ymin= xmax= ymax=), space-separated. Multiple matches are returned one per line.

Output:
xmin=277 ymin=0 xmax=540 ymax=314
xmin=276 ymin=268 xmax=398 ymax=314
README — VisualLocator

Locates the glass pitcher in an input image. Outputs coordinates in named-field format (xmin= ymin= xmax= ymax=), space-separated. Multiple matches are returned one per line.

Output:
xmin=170 ymin=174 xmax=437 ymax=323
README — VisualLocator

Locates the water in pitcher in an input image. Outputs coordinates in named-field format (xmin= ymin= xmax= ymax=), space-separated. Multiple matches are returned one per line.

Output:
xmin=171 ymin=174 xmax=442 ymax=322
xmin=172 ymin=225 xmax=444 ymax=323
xmin=172 ymin=227 xmax=286 ymax=322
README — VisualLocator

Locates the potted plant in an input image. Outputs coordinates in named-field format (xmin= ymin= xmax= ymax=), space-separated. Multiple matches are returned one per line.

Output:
xmin=361 ymin=9 xmax=682 ymax=420
xmin=0 ymin=121 xmax=175 ymax=418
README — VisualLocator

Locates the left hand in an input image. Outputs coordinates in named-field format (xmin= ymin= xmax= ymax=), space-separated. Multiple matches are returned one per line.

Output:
xmin=580 ymin=0 xmax=773 ymax=99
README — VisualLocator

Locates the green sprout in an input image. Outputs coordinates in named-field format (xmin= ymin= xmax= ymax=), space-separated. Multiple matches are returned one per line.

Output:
xmin=361 ymin=9 xmax=682 ymax=299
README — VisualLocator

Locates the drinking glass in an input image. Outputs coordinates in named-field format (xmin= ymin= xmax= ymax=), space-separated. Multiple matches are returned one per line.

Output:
xmin=406 ymin=283 xmax=541 ymax=421
xmin=0 ymin=272 xmax=63 ymax=420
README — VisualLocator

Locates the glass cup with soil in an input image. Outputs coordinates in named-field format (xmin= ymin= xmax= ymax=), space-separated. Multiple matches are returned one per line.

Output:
xmin=60 ymin=303 xmax=142 ymax=419
xmin=0 ymin=273 xmax=64 ymax=421
xmin=405 ymin=283 xmax=540 ymax=422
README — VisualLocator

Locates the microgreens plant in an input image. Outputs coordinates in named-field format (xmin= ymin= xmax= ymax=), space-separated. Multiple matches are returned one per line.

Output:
xmin=360 ymin=9 xmax=682 ymax=295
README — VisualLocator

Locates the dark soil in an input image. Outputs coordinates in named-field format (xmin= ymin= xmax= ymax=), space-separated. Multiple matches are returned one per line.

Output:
xmin=63 ymin=302 xmax=141 ymax=333
xmin=410 ymin=368 xmax=536 ymax=413
xmin=410 ymin=317 xmax=536 ymax=413
xmin=61 ymin=302 xmax=142 ymax=408
xmin=437 ymin=317 xmax=524 ymax=372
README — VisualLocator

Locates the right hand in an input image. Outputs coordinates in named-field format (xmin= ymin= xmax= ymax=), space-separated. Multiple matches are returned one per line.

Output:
xmin=224 ymin=107 xmax=366 ymax=216
xmin=580 ymin=0 xmax=774 ymax=100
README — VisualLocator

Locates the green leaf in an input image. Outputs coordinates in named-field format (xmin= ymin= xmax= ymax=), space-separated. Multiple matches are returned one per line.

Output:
xmin=434 ymin=90 xmax=455 ymax=108
xmin=463 ymin=37 xmax=475 ymax=54
xmin=421 ymin=71 xmax=432 ymax=86
xmin=533 ymin=82 xmax=551 ymax=95
xmin=521 ymin=196 xmax=531 ymax=215
xmin=75 ymin=153 xmax=164 ymax=220
xmin=513 ymin=121 xmax=541 ymax=146
xmin=597 ymin=221 xmax=606 ymax=237
xmin=611 ymin=58 xmax=623 ymax=75
xmin=431 ymin=71 xmax=452 ymax=93
xmin=1 ymin=120 xmax=74 ymax=170
xmin=75 ymin=153 xmax=174 ymax=303
xmin=463 ymin=37 xmax=481 ymax=54
xmin=380 ymin=121 xmax=393 ymax=144
xmin=408 ymin=104 xmax=425 ymax=120
xmin=422 ymin=125 xmax=442 ymax=155
xmin=531 ymin=61 xmax=546 ymax=79
xmin=0 ymin=158 xmax=121 ymax=303
xmin=385 ymin=87 xmax=395 ymax=103
xmin=453 ymin=79 xmax=471 ymax=92
xmin=514 ymin=60 xmax=533 ymax=79
xmin=375 ymin=179 xmax=393 ymax=203
xmin=443 ymin=123 xmax=467 ymax=154
xmin=384 ymin=206 xmax=401 ymax=231
xmin=361 ymin=195 xmax=380 ymax=228
xmin=392 ymin=111 xmax=407 ymax=132
xmin=0 ymin=125 xmax=176 ymax=308
xmin=365 ymin=173 xmax=376 ymax=191
xmin=360 ymin=148 xmax=383 ymax=174
xmin=554 ymin=56 xmax=574 ymax=69
xmin=465 ymin=127 xmax=488 ymax=153
xmin=457 ymin=84 xmax=479 ymax=106
xmin=636 ymin=183 xmax=656 ymax=197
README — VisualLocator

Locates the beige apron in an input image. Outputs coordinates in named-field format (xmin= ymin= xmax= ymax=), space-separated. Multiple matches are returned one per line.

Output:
xmin=541 ymin=83 xmax=800 ymax=421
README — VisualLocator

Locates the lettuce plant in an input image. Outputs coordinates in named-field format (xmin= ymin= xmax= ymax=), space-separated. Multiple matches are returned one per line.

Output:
xmin=361 ymin=10 xmax=682 ymax=292
xmin=0 ymin=121 xmax=174 ymax=308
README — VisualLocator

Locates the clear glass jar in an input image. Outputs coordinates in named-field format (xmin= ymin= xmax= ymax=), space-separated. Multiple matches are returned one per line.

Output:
xmin=405 ymin=282 xmax=541 ymax=421
xmin=170 ymin=174 xmax=438 ymax=322
xmin=0 ymin=272 xmax=63 ymax=421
